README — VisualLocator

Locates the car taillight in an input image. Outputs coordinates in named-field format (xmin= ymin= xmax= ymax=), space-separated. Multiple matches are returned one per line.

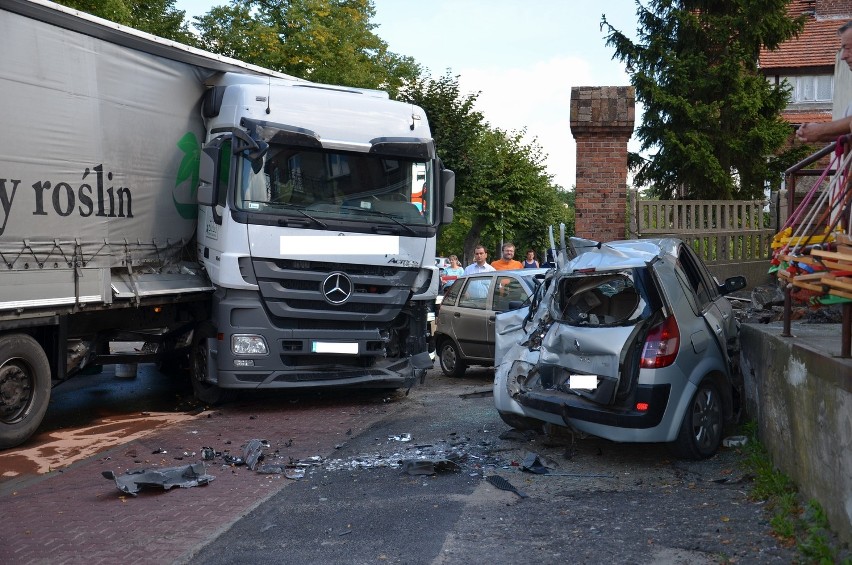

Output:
xmin=640 ymin=315 xmax=680 ymax=368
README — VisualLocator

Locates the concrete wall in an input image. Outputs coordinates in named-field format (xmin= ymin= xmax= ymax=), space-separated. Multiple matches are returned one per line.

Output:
xmin=739 ymin=323 xmax=852 ymax=543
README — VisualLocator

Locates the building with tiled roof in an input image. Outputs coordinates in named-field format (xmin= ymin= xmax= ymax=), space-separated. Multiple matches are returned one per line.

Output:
xmin=759 ymin=0 xmax=852 ymax=126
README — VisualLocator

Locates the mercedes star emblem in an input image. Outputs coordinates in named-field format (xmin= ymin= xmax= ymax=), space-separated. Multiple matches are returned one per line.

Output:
xmin=321 ymin=272 xmax=353 ymax=305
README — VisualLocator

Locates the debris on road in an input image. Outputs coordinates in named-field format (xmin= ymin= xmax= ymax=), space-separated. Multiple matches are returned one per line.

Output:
xmin=243 ymin=439 xmax=270 ymax=470
xmin=399 ymin=458 xmax=461 ymax=476
xmin=102 ymin=463 xmax=214 ymax=496
xmin=722 ymin=435 xmax=748 ymax=448
xmin=485 ymin=475 xmax=527 ymax=498
xmin=517 ymin=451 xmax=615 ymax=478
xmin=520 ymin=452 xmax=550 ymax=474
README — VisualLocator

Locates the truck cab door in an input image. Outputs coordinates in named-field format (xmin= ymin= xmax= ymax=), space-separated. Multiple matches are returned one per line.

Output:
xmin=197 ymin=137 xmax=232 ymax=276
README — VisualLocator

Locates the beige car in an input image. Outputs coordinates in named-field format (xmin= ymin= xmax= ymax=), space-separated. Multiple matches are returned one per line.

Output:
xmin=435 ymin=269 xmax=547 ymax=377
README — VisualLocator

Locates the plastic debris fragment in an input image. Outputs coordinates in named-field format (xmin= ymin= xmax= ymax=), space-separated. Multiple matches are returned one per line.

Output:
xmin=102 ymin=463 xmax=214 ymax=496
xmin=243 ymin=439 xmax=270 ymax=471
xmin=485 ymin=475 xmax=527 ymax=498
xmin=521 ymin=452 xmax=550 ymax=474
xmin=722 ymin=435 xmax=748 ymax=448
xmin=399 ymin=458 xmax=461 ymax=476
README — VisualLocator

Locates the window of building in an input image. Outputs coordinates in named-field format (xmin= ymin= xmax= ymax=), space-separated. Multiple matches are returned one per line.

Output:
xmin=781 ymin=75 xmax=834 ymax=103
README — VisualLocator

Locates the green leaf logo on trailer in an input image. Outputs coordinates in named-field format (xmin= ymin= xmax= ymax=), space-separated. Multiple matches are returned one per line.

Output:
xmin=173 ymin=132 xmax=200 ymax=220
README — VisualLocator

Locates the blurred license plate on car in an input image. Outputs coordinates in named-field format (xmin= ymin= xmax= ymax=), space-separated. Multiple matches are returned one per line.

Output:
xmin=312 ymin=342 xmax=358 ymax=354
xmin=569 ymin=374 xmax=598 ymax=389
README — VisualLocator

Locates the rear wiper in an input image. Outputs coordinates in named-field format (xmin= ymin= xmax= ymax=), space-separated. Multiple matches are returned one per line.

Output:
xmin=339 ymin=205 xmax=416 ymax=235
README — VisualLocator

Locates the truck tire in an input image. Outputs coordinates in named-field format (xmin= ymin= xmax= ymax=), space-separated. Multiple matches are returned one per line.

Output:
xmin=0 ymin=334 xmax=51 ymax=449
xmin=190 ymin=329 xmax=231 ymax=406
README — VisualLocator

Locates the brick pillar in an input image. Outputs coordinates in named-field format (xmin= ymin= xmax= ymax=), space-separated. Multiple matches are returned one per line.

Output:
xmin=570 ymin=86 xmax=635 ymax=243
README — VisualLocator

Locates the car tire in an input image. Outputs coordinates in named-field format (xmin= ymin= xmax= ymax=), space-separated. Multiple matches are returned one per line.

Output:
xmin=498 ymin=410 xmax=543 ymax=432
xmin=671 ymin=378 xmax=724 ymax=460
xmin=438 ymin=339 xmax=467 ymax=378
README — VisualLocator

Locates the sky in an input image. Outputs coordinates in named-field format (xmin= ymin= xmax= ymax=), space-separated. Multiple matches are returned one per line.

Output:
xmin=174 ymin=0 xmax=641 ymax=190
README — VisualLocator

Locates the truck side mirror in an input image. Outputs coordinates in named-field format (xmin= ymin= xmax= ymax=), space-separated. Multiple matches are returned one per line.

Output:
xmin=440 ymin=168 xmax=455 ymax=225
xmin=198 ymin=146 xmax=218 ymax=207
xmin=198 ymin=143 xmax=223 ymax=224
xmin=441 ymin=169 xmax=455 ymax=205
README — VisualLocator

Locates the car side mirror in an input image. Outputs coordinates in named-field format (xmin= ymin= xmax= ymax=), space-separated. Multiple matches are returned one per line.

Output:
xmin=720 ymin=275 xmax=747 ymax=295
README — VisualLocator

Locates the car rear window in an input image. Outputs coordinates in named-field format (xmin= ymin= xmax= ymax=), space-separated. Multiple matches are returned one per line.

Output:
xmin=553 ymin=271 xmax=649 ymax=326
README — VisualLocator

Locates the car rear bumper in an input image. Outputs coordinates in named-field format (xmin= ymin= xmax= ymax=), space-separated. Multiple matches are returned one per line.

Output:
xmin=515 ymin=383 xmax=671 ymax=430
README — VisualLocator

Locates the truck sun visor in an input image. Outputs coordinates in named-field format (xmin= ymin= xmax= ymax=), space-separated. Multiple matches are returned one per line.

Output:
xmin=368 ymin=137 xmax=434 ymax=160
xmin=240 ymin=118 xmax=322 ymax=149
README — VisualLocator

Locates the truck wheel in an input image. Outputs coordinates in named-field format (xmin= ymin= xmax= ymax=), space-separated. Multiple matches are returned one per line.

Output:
xmin=0 ymin=334 xmax=51 ymax=449
xmin=671 ymin=379 xmax=723 ymax=460
xmin=190 ymin=333 xmax=231 ymax=406
xmin=438 ymin=339 xmax=466 ymax=378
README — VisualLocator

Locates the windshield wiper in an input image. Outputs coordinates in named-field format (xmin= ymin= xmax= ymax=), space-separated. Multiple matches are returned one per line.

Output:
xmin=339 ymin=205 xmax=417 ymax=235
xmin=263 ymin=202 xmax=328 ymax=229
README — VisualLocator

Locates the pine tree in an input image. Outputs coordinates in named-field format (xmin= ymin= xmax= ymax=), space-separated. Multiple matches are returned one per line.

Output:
xmin=602 ymin=0 xmax=806 ymax=199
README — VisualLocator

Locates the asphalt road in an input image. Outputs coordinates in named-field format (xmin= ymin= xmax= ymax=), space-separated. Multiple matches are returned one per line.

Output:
xmin=0 ymin=361 xmax=829 ymax=564
xmin=185 ymin=367 xmax=800 ymax=565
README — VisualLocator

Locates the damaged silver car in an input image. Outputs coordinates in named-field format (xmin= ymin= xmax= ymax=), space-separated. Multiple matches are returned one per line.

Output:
xmin=493 ymin=238 xmax=746 ymax=459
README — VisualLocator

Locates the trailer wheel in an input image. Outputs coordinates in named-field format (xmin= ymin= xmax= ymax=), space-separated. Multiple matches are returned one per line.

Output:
xmin=190 ymin=330 xmax=231 ymax=406
xmin=0 ymin=334 xmax=51 ymax=449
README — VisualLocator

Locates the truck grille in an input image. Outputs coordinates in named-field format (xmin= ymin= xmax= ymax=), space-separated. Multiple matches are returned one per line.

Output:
xmin=252 ymin=258 xmax=418 ymax=323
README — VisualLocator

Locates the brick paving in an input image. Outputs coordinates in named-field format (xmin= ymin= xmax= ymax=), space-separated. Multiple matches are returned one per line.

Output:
xmin=1 ymin=393 xmax=408 ymax=565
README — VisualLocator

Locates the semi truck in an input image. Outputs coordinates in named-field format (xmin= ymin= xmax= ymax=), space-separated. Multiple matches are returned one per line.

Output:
xmin=0 ymin=0 xmax=454 ymax=449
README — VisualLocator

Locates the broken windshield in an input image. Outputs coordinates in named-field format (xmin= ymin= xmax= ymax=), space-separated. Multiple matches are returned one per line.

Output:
xmin=235 ymin=144 xmax=434 ymax=227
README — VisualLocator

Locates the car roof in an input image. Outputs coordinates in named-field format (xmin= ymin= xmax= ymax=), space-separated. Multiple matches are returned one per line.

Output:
xmin=457 ymin=268 xmax=550 ymax=278
xmin=565 ymin=238 xmax=681 ymax=272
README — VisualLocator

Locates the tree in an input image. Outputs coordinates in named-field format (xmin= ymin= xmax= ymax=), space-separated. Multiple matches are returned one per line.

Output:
xmin=54 ymin=0 xmax=198 ymax=45
xmin=192 ymin=0 xmax=420 ymax=96
xmin=602 ymin=0 xmax=805 ymax=200
xmin=399 ymin=73 xmax=570 ymax=262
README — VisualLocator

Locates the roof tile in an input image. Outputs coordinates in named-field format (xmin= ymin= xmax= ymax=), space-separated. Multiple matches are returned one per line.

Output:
xmin=759 ymin=0 xmax=851 ymax=70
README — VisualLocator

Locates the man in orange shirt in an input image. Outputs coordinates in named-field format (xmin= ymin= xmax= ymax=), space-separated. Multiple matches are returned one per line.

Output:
xmin=491 ymin=242 xmax=523 ymax=270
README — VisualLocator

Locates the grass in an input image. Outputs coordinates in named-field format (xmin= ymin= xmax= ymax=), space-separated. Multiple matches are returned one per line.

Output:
xmin=740 ymin=421 xmax=851 ymax=564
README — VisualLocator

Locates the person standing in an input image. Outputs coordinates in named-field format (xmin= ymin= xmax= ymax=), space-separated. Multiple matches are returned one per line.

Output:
xmin=464 ymin=245 xmax=496 ymax=275
xmin=522 ymin=249 xmax=539 ymax=269
xmin=444 ymin=255 xmax=464 ymax=277
xmin=491 ymin=242 xmax=523 ymax=270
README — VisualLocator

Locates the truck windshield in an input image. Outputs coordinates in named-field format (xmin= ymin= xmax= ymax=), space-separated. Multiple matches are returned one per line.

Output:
xmin=235 ymin=145 xmax=434 ymax=226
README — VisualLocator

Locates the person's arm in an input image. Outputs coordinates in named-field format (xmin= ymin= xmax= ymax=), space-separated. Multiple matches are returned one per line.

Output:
xmin=796 ymin=116 xmax=852 ymax=143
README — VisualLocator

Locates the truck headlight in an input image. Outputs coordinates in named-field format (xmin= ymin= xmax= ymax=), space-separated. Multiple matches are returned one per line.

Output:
xmin=231 ymin=334 xmax=268 ymax=355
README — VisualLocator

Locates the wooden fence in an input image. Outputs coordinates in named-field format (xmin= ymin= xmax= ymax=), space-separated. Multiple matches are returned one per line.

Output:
xmin=629 ymin=195 xmax=775 ymax=266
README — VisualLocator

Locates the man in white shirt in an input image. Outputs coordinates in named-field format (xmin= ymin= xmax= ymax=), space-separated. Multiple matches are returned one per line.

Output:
xmin=463 ymin=245 xmax=496 ymax=275
xmin=796 ymin=21 xmax=852 ymax=142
